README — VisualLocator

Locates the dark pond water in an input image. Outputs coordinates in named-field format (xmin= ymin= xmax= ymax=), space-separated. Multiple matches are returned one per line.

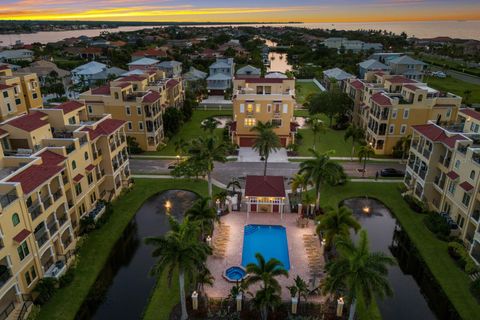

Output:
xmin=342 ymin=198 xmax=437 ymax=320
xmin=77 ymin=190 xmax=197 ymax=320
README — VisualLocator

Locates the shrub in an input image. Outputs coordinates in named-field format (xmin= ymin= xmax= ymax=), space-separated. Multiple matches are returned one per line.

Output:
xmin=403 ymin=194 xmax=428 ymax=213
xmin=34 ymin=278 xmax=58 ymax=305
xmin=59 ymin=267 xmax=75 ymax=288
xmin=470 ymin=279 xmax=480 ymax=302
xmin=424 ymin=214 xmax=450 ymax=240
xmin=447 ymin=242 xmax=480 ymax=274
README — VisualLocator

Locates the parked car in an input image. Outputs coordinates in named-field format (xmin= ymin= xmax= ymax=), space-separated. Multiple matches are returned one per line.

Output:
xmin=380 ymin=168 xmax=405 ymax=177
xmin=432 ymin=71 xmax=447 ymax=78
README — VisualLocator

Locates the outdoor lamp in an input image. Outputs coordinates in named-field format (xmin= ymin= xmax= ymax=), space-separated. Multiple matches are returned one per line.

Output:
xmin=192 ymin=291 xmax=198 ymax=310
xmin=362 ymin=206 xmax=370 ymax=214
xmin=336 ymin=297 xmax=344 ymax=317
xmin=165 ymin=200 xmax=172 ymax=212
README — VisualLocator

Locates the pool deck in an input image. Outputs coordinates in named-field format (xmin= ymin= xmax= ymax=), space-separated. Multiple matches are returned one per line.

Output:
xmin=205 ymin=212 xmax=326 ymax=302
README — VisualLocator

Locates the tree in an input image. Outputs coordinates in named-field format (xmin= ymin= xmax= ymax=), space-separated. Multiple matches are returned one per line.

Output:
xmin=201 ymin=117 xmax=220 ymax=134
xmin=287 ymin=275 xmax=309 ymax=310
xmin=316 ymin=206 xmax=361 ymax=251
xmin=344 ymin=124 xmax=365 ymax=159
xmin=185 ymin=136 xmax=228 ymax=203
xmin=162 ymin=107 xmax=183 ymax=138
xmin=322 ymin=230 xmax=395 ymax=317
xmin=195 ymin=266 xmax=214 ymax=294
xmin=299 ymin=150 xmax=345 ymax=210
xmin=308 ymin=90 xmax=351 ymax=127
xmin=127 ymin=136 xmax=142 ymax=154
xmin=145 ymin=217 xmax=211 ymax=320
xmin=251 ymin=121 xmax=281 ymax=176
xmin=392 ymin=135 xmax=411 ymax=161
xmin=245 ymin=253 xmax=289 ymax=320
xmin=307 ymin=114 xmax=326 ymax=150
xmin=227 ymin=177 xmax=241 ymax=194
xmin=185 ymin=197 xmax=218 ymax=240
xmin=358 ymin=144 xmax=375 ymax=177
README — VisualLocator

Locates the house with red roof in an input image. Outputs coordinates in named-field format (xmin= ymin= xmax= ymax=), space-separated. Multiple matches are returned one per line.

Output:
xmin=244 ymin=175 xmax=286 ymax=217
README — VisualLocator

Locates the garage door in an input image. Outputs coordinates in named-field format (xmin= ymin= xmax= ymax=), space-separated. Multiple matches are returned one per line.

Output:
xmin=280 ymin=138 xmax=287 ymax=146
xmin=239 ymin=137 xmax=256 ymax=147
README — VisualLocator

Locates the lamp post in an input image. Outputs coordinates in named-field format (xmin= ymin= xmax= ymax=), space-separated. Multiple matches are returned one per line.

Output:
xmin=165 ymin=200 xmax=172 ymax=214
xmin=192 ymin=291 xmax=198 ymax=310
xmin=336 ymin=296 xmax=344 ymax=317
xmin=176 ymin=155 xmax=180 ymax=165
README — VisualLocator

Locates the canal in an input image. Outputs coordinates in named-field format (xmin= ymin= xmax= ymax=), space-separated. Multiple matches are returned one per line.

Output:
xmin=342 ymin=198 xmax=438 ymax=320
xmin=76 ymin=190 xmax=197 ymax=320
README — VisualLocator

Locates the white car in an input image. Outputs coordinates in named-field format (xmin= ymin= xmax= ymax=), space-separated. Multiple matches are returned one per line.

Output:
xmin=432 ymin=71 xmax=447 ymax=78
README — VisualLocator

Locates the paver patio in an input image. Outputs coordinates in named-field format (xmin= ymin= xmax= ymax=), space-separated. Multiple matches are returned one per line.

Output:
xmin=205 ymin=211 xmax=325 ymax=302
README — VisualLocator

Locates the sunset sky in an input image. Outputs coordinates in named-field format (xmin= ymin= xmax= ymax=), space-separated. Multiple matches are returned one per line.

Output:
xmin=1 ymin=0 xmax=480 ymax=22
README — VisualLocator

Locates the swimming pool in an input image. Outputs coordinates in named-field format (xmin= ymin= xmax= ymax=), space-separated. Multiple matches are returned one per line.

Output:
xmin=241 ymin=224 xmax=290 ymax=270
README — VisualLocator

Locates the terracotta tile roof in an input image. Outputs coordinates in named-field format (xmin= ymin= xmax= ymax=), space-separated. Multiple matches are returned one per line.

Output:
xmin=8 ymin=164 xmax=63 ymax=194
xmin=245 ymin=175 xmax=286 ymax=197
xmin=371 ymin=92 xmax=392 ymax=106
xmin=13 ymin=229 xmax=31 ymax=243
xmin=81 ymin=118 xmax=125 ymax=140
xmin=459 ymin=181 xmax=474 ymax=192
xmin=85 ymin=164 xmax=95 ymax=171
xmin=166 ymin=79 xmax=179 ymax=89
xmin=73 ymin=174 xmax=83 ymax=183
xmin=91 ymin=85 xmax=111 ymax=95
xmin=237 ymin=77 xmax=284 ymax=83
xmin=403 ymin=84 xmax=419 ymax=91
xmin=118 ymin=75 xmax=147 ymax=82
xmin=56 ymin=101 xmax=84 ymax=114
xmin=112 ymin=82 xmax=131 ymax=89
xmin=38 ymin=150 xmax=66 ymax=166
xmin=0 ymin=65 xmax=10 ymax=71
xmin=142 ymin=91 xmax=161 ymax=103
xmin=132 ymin=48 xmax=167 ymax=57
xmin=412 ymin=124 xmax=466 ymax=148
xmin=0 ymin=84 xmax=13 ymax=90
xmin=350 ymin=80 xmax=364 ymax=90
xmin=459 ymin=108 xmax=480 ymax=121
xmin=4 ymin=111 xmax=49 ymax=132
xmin=387 ymin=75 xmax=417 ymax=84
xmin=447 ymin=171 xmax=459 ymax=180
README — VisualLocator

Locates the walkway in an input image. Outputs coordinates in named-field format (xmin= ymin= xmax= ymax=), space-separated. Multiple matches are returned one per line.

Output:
xmin=237 ymin=147 xmax=288 ymax=162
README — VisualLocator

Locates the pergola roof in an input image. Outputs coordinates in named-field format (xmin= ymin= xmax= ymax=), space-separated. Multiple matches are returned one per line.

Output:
xmin=245 ymin=175 xmax=285 ymax=198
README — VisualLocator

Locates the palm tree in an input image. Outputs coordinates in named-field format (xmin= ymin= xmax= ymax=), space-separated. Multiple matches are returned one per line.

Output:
xmin=299 ymin=149 xmax=345 ymax=210
xmin=307 ymin=114 xmax=326 ymax=150
xmin=322 ymin=230 xmax=395 ymax=317
xmin=291 ymin=173 xmax=309 ymax=199
xmin=316 ymin=206 xmax=361 ymax=251
xmin=288 ymin=275 xmax=309 ymax=309
xmin=358 ymin=144 xmax=375 ymax=177
xmin=187 ymin=136 xmax=228 ymax=203
xmin=185 ymin=197 xmax=218 ymax=239
xmin=245 ymin=253 xmax=289 ymax=320
xmin=398 ymin=135 xmax=412 ymax=162
xmin=227 ymin=177 xmax=241 ymax=194
xmin=201 ymin=117 xmax=220 ymax=133
xmin=251 ymin=121 xmax=281 ymax=176
xmin=145 ymin=217 xmax=212 ymax=320
xmin=195 ymin=266 xmax=214 ymax=294
xmin=344 ymin=124 xmax=365 ymax=159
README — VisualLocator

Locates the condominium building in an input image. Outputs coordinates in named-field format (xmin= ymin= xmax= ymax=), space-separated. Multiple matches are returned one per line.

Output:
xmin=79 ymin=70 xmax=180 ymax=151
xmin=344 ymin=72 xmax=462 ymax=155
xmin=0 ymin=101 xmax=130 ymax=317
xmin=404 ymin=108 xmax=480 ymax=265
xmin=230 ymin=76 xmax=297 ymax=147
xmin=0 ymin=66 xmax=42 ymax=122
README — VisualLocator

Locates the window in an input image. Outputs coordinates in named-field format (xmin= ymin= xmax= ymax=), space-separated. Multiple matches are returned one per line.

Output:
xmin=446 ymin=108 xmax=452 ymax=118
xmin=17 ymin=241 xmax=30 ymax=261
xmin=114 ymin=92 xmax=119 ymax=99
xmin=88 ymin=105 xmax=93 ymax=113
xmin=283 ymin=104 xmax=288 ymax=114
xmin=400 ymin=125 xmax=407 ymax=134
xmin=388 ymin=124 xmax=395 ymax=134
xmin=244 ymin=118 xmax=256 ymax=127
xmin=68 ymin=116 xmax=76 ymax=125
xmin=127 ymin=121 xmax=132 ymax=130
xmin=72 ymin=160 xmax=77 ymax=170
xmin=2 ymin=91 xmax=7 ymax=98
xmin=90 ymin=192 xmax=97 ymax=203
xmin=84 ymin=152 xmax=89 ymax=160
xmin=271 ymin=119 xmax=282 ymax=127
xmin=462 ymin=192 xmax=471 ymax=207
xmin=470 ymin=170 xmax=476 ymax=180
xmin=239 ymin=104 xmax=245 ymax=113
xmin=32 ymin=93 xmax=38 ymax=99
xmin=246 ymin=103 xmax=254 ymax=114
xmin=137 ymin=106 xmax=142 ymax=115
xmin=30 ymin=266 xmax=37 ymax=281
xmin=15 ymin=98 xmax=21 ymax=105
xmin=6 ymin=103 xmax=11 ymax=112
xmin=418 ymin=95 xmax=423 ymax=102
xmin=75 ymin=183 xmax=82 ymax=196
xmin=455 ymin=160 xmax=461 ymax=169
xmin=448 ymin=181 xmax=456 ymax=194
xmin=267 ymin=104 xmax=272 ymax=113
xmin=138 ymin=122 xmax=144 ymax=131
xmin=264 ymin=86 xmax=271 ymax=95
xmin=255 ymin=104 xmax=261 ymax=113
xmin=403 ymin=109 xmax=410 ymax=119
xmin=256 ymin=86 xmax=263 ymax=94
xmin=25 ymin=271 xmax=32 ymax=286
xmin=12 ymin=213 xmax=20 ymax=226
xmin=391 ymin=109 xmax=397 ymax=119
xmin=87 ymin=173 xmax=94 ymax=185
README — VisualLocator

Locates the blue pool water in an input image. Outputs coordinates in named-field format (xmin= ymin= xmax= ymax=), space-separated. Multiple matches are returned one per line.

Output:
xmin=225 ymin=266 xmax=247 ymax=281
xmin=241 ymin=225 xmax=290 ymax=270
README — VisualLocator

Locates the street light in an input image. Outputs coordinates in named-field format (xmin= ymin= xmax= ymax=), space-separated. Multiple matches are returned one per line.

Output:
xmin=176 ymin=155 xmax=180 ymax=165
xmin=165 ymin=200 xmax=172 ymax=214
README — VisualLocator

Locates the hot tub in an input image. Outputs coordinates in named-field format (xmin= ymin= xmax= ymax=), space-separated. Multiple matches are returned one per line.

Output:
xmin=223 ymin=266 xmax=247 ymax=282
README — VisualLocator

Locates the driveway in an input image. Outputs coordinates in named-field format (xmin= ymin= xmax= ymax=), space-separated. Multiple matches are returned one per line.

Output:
xmin=129 ymin=158 xmax=406 ymax=185
xmin=237 ymin=147 xmax=289 ymax=162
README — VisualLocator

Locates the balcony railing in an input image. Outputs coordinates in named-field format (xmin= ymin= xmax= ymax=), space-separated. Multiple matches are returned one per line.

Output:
xmin=457 ymin=145 xmax=468 ymax=155
xmin=42 ymin=196 xmax=52 ymax=210
xmin=35 ymin=231 xmax=49 ymax=248
xmin=58 ymin=214 xmax=68 ymax=227
xmin=79 ymin=136 xmax=88 ymax=146
xmin=66 ymin=144 xmax=75 ymax=154
xmin=472 ymin=210 xmax=480 ymax=222
xmin=52 ymin=189 xmax=63 ymax=201
xmin=0 ymin=267 xmax=12 ymax=289
xmin=422 ymin=149 xmax=431 ymax=159
xmin=0 ymin=190 xmax=18 ymax=209
xmin=419 ymin=169 xmax=427 ymax=180
xmin=63 ymin=175 xmax=69 ymax=185
xmin=29 ymin=201 xmax=43 ymax=220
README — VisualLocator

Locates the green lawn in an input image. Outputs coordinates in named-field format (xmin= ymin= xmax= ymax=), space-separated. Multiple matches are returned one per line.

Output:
xmin=147 ymin=110 xmax=233 ymax=156
xmin=37 ymin=179 xmax=212 ymax=320
xmin=319 ymin=182 xmax=480 ymax=320
xmin=296 ymin=80 xmax=322 ymax=105
xmin=425 ymin=76 xmax=480 ymax=104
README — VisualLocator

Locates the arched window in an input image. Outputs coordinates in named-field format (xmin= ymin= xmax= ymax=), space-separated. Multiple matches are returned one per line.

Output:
xmin=418 ymin=95 xmax=423 ymax=102
xmin=455 ymin=160 xmax=461 ymax=169
xmin=12 ymin=213 xmax=20 ymax=226
xmin=470 ymin=170 xmax=476 ymax=180
xmin=84 ymin=152 xmax=89 ymax=160
xmin=72 ymin=160 xmax=77 ymax=170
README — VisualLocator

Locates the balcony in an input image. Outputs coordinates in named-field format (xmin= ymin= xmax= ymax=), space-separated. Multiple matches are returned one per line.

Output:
xmin=52 ymin=189 xmax=63 ymax=202
xmin=87 ymin=202 xmax=106 ymax=222
xmin=472 ymin=210 xmax=480 ymax=223
xmin=0 ymin=265 xmax=12 ymax=289
xmin=110 ymin=142 xmax=116 ymax=151
xmin=44 ymin=260 xmax=66 ymax=279
xmin=419 ymin=169 xmax=427 ymax=180
xmin=42 ymin=195 xmax=53 ymax=210
xmin=79 ymin=136 xmax=88 ymax=146
xmin=29 ymin=201 xmax=43 ymax=220
xmin=47 ymin=220 xmax=58 ymax=236
xmin=422 ymin=149 xmax=431 ymax=159
xmin=0 ymin=190 xmax=18 ymax=209
xmin=58 ymin=213 xmax=68 ymax=227
xmin=35 ymin=230 xmax=49 ymax=248
xmin=457 ymin=144 xmax=468 ymax=155
xmin=66 ymin=143 xmax=75 ymax=154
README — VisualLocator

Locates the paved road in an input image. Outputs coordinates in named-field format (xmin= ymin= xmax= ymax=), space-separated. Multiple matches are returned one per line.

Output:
xmin=129 ymin=158 xmax=406 ymax=185
xmin=430 ymin=65 xmax=480 ymax=85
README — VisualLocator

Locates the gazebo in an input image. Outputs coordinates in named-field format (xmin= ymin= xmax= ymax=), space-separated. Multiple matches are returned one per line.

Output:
xmin=244 ymin=175 xmax=286 ymax=218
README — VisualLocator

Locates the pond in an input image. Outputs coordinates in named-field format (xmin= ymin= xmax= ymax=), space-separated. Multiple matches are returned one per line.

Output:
xmin=77 ymin=190 xmax=198 ymax=320
xmin=342 ymin=198 xmax=438 ymax=320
